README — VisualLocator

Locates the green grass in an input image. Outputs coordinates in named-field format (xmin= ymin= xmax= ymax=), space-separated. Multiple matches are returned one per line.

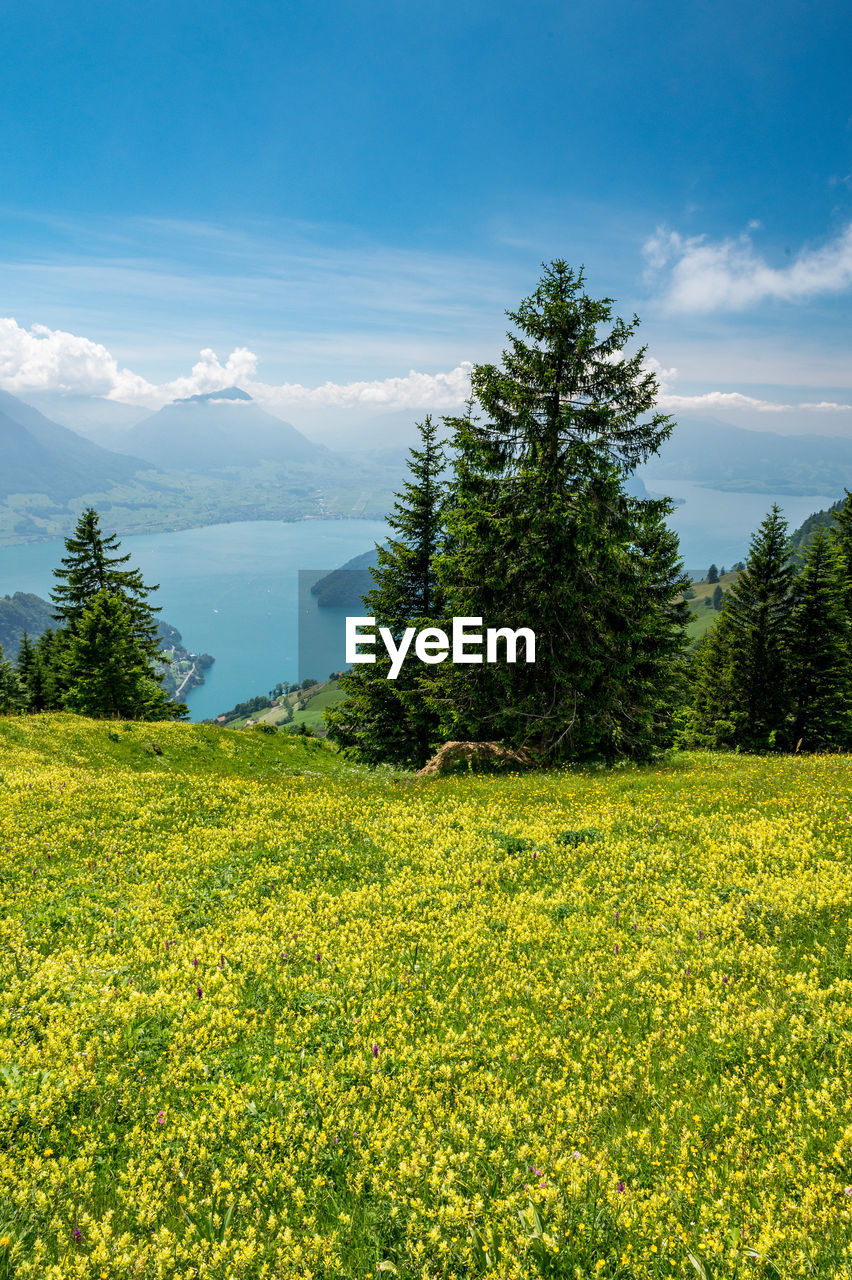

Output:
xmin=230 ymin=677 xmax=344 ymax=732
xmin=1 ymin=715 xmax=851 ymax=1279
xmin=679 ymin=570 xmax=739 ymax=646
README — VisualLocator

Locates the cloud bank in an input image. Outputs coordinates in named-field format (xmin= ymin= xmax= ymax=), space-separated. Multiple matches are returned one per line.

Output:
xmin=0 ymin=317 xmax=474 ymax=412
xmin=645 ymin=222 xmax=852 ymax=312
xmin=0 ymin=317 xmax=848 ymax=424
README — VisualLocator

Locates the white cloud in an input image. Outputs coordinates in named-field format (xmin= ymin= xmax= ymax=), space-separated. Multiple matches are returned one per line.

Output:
xmin=165 ymin=347 xmax=260 ymax=402
xmin=0 ymin=317 xmax=156 ymax=400
xmin=0 ymin=317 xmax=473 ymax=412
xmin=1 ymin=317 xmax=848 ymax=432
xmin=656 ymin=388 xmax=852 ymax=414
xmin=644 ymin=223 xmax=852 ymax=312
xmin=251 ymin=364 xmax=474 ymax=412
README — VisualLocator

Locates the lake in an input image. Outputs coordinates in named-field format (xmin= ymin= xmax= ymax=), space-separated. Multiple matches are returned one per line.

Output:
xmin=639 ymin=472 xmax=839 ymax=567
xmin=0 ymin=519 xmax=388 ymax=721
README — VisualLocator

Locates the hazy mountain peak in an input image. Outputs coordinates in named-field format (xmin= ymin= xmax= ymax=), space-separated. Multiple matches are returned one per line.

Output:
xmin=174 ymin=386 xmax=253 ymax=405
xmin=124 ymin=389 xmax=323 ymax=471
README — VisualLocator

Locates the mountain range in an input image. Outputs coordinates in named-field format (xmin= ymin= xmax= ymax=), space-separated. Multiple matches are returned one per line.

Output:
xmin=0 ymin=386 xmax=400 ymax=544
xmin=2 ymin=385 xmax=851 ymax=548
xmin=645 ymin=415 xmax=852 ymax=495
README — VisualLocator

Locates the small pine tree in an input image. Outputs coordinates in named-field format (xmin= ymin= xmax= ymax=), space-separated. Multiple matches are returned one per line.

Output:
xmin=787 ymin=527 xmax=852 ymax=751
xmin=325 ymin=416 xmax=447 ymax=767
xmin=32 ymin=628 xmax=67 ymax=710
xmin=48 ymin=508 xmax=183 ymax=720
xmin=707 ymin=564 xmax=719 ymax=584
xmin=52 ymin=508 xmax=162 ymax=659
xmin=63 ymin=591 xmax=183 ymax=720
xmin=691 ymin=622 xmax=737 ymax=749
xmin=830 ymin=489 xmax=852 ymax=618
xmin=16 ymin=631 xmax=37 ymax=710
xmin=712 ymin=584 xmax=724 ymax=611
xmin=692 ymin=506 xmax=794 ymax=749
xmin=0 ymin=643 xmax=24 ymax=712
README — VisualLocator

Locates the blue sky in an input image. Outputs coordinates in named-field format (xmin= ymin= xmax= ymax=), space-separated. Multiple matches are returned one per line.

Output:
xmin=0 ymin=0 xmax=850 ymax=439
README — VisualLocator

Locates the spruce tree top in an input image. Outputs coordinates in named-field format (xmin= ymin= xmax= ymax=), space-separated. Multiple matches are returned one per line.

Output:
xmin=51 ymin=508 xmax=162 ymax=657
xmin=467 ymin=260 xmax=673 ymax=475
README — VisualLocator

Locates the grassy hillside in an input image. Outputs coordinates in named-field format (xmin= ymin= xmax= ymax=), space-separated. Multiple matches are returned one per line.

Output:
xmin=676 ymin=568 xmax=740 ymax=646
xmin=1 ymin=716 xmax=851 ymax=1277
xmin=225 ymin=677 xmax=344 ymax=731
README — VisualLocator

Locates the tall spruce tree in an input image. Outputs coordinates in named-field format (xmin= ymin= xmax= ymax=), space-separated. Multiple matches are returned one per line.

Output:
xmin=325 ymin=416 xmax=447 ymax=767
xmin=787 ymin=527 xmax=852 ymax=751
xmin=431 ymin=261 xmax=688 ymax=762
xmin=692 ymin=505 xmax=794 ymax=750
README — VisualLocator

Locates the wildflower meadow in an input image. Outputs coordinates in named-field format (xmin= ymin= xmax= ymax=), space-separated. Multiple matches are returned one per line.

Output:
xmin=1 ymin=715 xmax=851 ymax=1279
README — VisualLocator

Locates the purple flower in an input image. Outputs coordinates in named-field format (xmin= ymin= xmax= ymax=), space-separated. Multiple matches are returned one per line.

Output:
xmin=196 ymin=985 xmax=203 ymax=999
xmin=617 ymin=1181 xmax=625 ymax=1193
xmin=73 ymin=1227 xmax=82 ymax=1242
xmin=614 ymin=944 xmax=619 ymax=955
xmin=532 ymin=851 xmax=538 ymax=860
xmin=219 ymin=955 xmax=225 ymax=969
xmin=193 ymin=957 xmax=199 ymax=968
xmin=722 ymin=975 xmax=729 ymax=984
xmin=156 ymin=1111 xmax=165 ymax=1125
xmin=316 ymin=952 xmax=321 ymax=963
xmin=698 ymin=929 xmax=704 ymax=940
xmin=372 ymin=1043 xmax=379 ymax=1057
xmin=614 ymin=911 xmax=620 ymax=921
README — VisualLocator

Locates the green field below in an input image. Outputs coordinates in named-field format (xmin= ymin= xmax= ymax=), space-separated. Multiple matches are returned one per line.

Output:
xmin=1 ymin=715 xmax=851 ymax=1278
xmin=226 ymin=677 xmax=345 ymax=732
xmin=679 ymin=570 xmax=739 ymax=646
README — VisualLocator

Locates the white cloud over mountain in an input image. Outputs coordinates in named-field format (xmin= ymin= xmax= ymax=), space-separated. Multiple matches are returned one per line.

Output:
xmin=0 ymin=316 xmax=848 ymax=427
xmin=0 ymin=316 xmax=475 ymax=412
xmin=645 ymin=223 xmax=852 ymax=312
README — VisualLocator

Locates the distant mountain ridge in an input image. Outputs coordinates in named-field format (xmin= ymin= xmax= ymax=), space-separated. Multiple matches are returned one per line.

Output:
xmin=0 ymin=388 xmax=154 ymax=503
xmin=121 ymin=386 xmax=324 ymax=471
xmin=176 ymin=387 xmax=253 ymax=404
xmin=0 ymin=592 xmax=55 ymax=659
xmin=645 ymin=415 xmax=852 ymax=495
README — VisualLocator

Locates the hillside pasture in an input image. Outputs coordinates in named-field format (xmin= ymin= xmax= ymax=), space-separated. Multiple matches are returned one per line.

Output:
xmin=0 ymin=717 xmax=851 ymax=1278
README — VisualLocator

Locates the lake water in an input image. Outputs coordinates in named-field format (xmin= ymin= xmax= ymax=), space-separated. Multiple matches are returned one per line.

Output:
xmin=0 ymin=519 xmax=387 ymax=721
xmin=639 ymin=472 xmax=840 ymax=567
